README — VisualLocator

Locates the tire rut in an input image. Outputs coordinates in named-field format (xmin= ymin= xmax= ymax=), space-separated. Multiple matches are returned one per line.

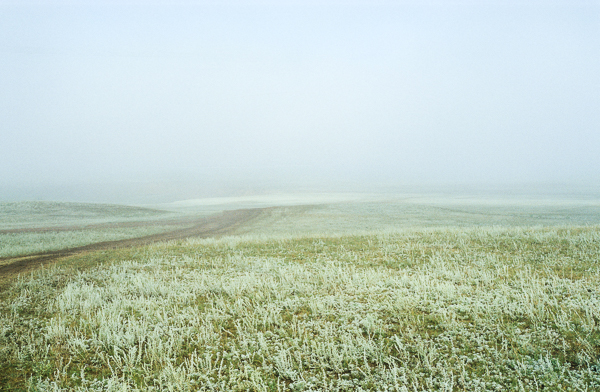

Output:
xmin=0 ymin=208 xmax=264 ymax=284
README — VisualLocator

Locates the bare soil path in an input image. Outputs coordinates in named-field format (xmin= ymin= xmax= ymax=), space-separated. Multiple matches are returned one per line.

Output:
xmin=0 ymin=208 xmax=264 ymax=285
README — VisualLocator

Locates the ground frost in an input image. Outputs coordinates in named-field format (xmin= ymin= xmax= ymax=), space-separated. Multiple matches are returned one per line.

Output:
xmin=1 ymin=226 xmax=600 ymax=390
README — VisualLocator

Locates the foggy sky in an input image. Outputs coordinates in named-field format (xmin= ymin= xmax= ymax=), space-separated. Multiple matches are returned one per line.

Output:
xmin=1 ymin=1 xmax=599 ymax=201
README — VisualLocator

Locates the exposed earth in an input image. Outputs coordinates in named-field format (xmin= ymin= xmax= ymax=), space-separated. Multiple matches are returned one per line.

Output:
xmin=0 ymin=208 xmax=264 ymax=287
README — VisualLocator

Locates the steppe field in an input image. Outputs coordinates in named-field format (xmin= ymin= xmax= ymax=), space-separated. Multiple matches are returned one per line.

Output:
xmin=1 ymin=194 xmax=600 ymax=391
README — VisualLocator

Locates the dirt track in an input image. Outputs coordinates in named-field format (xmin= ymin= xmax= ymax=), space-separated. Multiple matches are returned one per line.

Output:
xmin=0 ymin=208 xmax=264 ymax=285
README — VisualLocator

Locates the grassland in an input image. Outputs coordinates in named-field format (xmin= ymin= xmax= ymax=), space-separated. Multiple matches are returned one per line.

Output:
xmin=0 ymin=202 xmax=185 ymax=258
xmin=1 ymin=196 xmax=600 ymax=391
xmin=0 ymin=227 xmax=183 ymax=259
xmin=0 ymin=202 xmax=175 ymax=230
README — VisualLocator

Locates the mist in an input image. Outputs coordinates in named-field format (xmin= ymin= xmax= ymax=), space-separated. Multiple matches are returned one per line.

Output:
xmin=1 ymin=1 xmax=599 ymax=203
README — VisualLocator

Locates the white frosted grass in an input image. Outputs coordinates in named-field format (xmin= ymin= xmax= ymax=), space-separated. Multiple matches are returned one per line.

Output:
xmin=157 ymin=193 xmax=373 ymax=212
xmin=0 ymin=201 xmax=173 ymax=230
xmin=240 ymin=202 xmax=600 ymax=238
xmin=1 ymin=227 xmax=599 ymax=390
xmin=0 ymin=226 xmax=175 ymax=258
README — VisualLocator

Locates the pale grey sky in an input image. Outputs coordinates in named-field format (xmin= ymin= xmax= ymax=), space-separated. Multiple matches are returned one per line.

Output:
xmin=1 ymin=1 xmax=599 ymax=201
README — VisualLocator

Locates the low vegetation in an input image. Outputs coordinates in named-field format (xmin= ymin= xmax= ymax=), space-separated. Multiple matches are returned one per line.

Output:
xmin=0 ymin=202 xmax=172 ymax=230
xmin=2 ymin=220 xmax=599 ymax=390
xmin=0 ymin=226 xmax=177 ymax=258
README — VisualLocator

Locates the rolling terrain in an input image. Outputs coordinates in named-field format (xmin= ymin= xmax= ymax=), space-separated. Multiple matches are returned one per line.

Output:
xmin=0 ymin=207 xmax=263 ymax=287
xmin=1 ymin=195 xmax=600 ymax=391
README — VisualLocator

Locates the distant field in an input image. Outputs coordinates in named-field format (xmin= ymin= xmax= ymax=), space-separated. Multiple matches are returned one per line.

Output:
xmin=239 ymin=199 xmax=600 ymax=237
xmin=1 ymin=195 xmax=600 ymax=391
xmin=0 ymin=226 xmax=178 ymax=258
xmin=0 ymin=201 xmax=175 ymax=230
xmin=0 ymin=202 xmax=192 ymax=259
xmin=0 ymin=202 xmax=260 ymax=281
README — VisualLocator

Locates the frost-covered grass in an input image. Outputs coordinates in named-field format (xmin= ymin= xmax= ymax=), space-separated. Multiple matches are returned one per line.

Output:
xmin=0 ymin=226 xmax=177 ymax=258
xmin=0 ymin=201 xmax=173 ymax=230
xmin=241 ymin=202 xmax=600 ymax=237
xmin=1 ymin=226 xmax=600 ymax=391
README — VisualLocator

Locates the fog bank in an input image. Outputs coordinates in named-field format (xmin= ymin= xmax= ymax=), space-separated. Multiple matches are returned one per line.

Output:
xmin=1 ymin=1 xmax=598 ymax=203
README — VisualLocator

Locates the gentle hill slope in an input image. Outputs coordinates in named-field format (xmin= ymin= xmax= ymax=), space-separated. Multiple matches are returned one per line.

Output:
xmin=0 ymin=201 xmax=172 ymax=230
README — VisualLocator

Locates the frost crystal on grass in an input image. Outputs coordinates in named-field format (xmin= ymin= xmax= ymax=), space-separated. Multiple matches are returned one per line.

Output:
xmin=2 ymin=224 xmax=600 ymax=391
